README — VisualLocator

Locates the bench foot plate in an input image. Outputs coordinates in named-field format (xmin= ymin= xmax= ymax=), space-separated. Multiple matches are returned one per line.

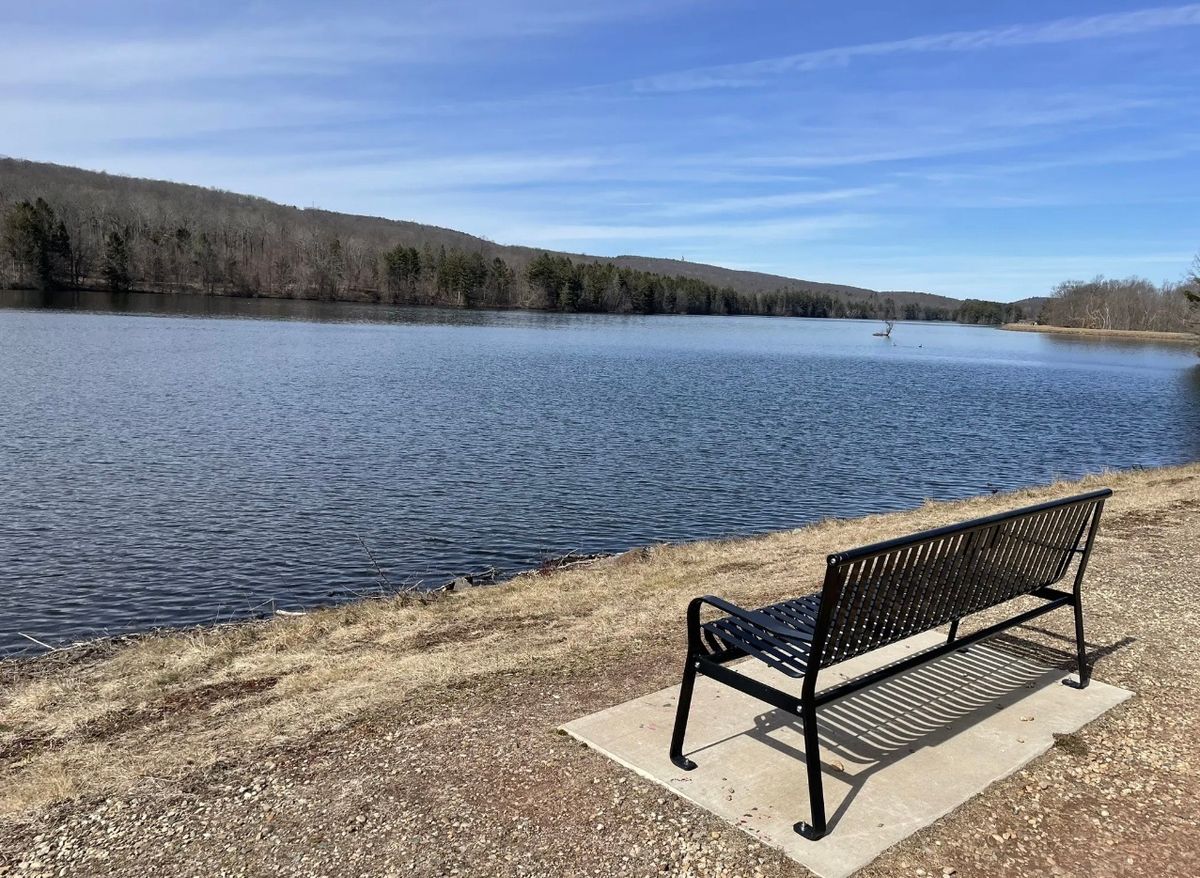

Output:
xmin=794 ymin=821 xmax=826 ymax=841
xmin=671 ymin=755 xmax=697 ymax=771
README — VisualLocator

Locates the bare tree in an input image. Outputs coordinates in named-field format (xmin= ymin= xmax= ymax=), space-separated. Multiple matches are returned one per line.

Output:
xmin=1186 ymin=254 xmax=1199 ymax=335
xmin=1043 ymin=276 xmax=1192 ymax=332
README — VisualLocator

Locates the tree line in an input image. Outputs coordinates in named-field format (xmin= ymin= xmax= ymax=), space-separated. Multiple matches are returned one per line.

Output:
xmin=522 ymin=253 xmax=974 ymax=320
xmin=1039 ymin=276 xmax=1196 ymax=333
xmin=2 ymin=184 xmax=1020 ymax=323
xmin=1182 ymin=256 xmax=1200 ymax=338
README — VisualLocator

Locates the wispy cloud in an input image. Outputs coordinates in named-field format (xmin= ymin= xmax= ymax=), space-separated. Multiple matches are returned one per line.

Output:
xmin=894 ymin=137 xmax=1200 ymax=184
xmin=2 ymin=0 xmax=697 ymax=89
xmin=502 ymin=213 xmax=879 ymax=245
xmin=718 ymin=89 xmax=1164 ymax=172
xmin=649 ymin=186 xmax=887 ymax=217
xmin=633 ymin=4 xmax=1200 ymax=91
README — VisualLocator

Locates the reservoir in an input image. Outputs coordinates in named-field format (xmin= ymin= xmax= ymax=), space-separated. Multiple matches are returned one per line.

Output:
xmin=2 ymin=290 xmax=1197 ymax=654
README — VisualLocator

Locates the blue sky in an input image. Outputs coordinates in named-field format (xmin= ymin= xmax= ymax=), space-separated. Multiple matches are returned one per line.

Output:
xmin=3 ymin=1 xmax=1200 ymax=300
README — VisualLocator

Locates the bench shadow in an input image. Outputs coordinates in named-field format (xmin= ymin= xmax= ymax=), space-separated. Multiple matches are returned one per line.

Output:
xmin=686 ymin=632 xmax=1134 ymax=834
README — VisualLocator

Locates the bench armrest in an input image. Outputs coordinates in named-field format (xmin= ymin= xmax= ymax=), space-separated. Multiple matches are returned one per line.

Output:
xmin=692 ymin=595 xmax=814 ymax=644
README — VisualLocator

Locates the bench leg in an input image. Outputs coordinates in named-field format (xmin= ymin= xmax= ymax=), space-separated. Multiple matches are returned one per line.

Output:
xmin=1064 ymin=598 xmax=1091 ymax=689
xmin=794 ymin=700 xmax=828 ymax=840
xmin=947 ymin=618 xmax=959 ymax=645
xmin=669 ymin=655 xmax=699 ymax=770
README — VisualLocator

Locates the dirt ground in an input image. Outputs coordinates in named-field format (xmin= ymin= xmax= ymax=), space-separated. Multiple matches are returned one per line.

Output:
xmin=1 ymin=464 xmax=1198 ymax=877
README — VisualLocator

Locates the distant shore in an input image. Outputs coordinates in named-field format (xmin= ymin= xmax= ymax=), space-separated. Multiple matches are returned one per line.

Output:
xmin=1000 ymin=322 xmax=1198 ymax=343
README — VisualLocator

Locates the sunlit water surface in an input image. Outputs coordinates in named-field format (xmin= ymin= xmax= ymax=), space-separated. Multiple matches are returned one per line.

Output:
xmin=2 ymin=289 xmax=1198 ymax=653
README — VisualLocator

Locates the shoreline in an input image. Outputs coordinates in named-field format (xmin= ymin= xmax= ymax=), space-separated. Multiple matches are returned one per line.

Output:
xmin=0 ymin=551 xmax=604 ymax=662
xmin=1000 ymin=321 xmax=1198 ymax=343
xmin=2 ymin=461 xmax=1199 ymax=875
xmin=3 ymin=285 xmax=991 ymax=327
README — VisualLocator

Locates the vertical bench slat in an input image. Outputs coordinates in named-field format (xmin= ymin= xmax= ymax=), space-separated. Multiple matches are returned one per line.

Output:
xmin=1045 ymin=506 xmax=1084 ymax=582
xmin=923 ymin=536 xmax=957 ymax=630
xmin=906 ymin=538 xmax=942 ymax=636
xmin=1023 ymin=505 xmax=1068 ymax=588
xmin=938 ymin=531 xmax=972 ymax=625
xmin=1005 ymin=510 xmax=1051 ymax=592
xmin=871 ymin=543 xmax=910 ymax=646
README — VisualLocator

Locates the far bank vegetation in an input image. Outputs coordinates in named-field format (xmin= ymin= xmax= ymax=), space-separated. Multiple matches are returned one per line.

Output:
xmin=1 ymin=159 xmax=1021 ymax=324
xmin=1038 ymin=275 xmax=1197 ymax=334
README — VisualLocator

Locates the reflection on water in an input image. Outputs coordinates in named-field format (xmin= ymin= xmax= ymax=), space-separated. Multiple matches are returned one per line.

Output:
xmin=0 ymin=287 xmax=606 ymax=329
xmin=1 ymin=290 xmax=1197 ymax=653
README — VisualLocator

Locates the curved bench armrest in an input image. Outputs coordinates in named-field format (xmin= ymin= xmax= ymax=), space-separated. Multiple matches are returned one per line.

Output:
xmin=691 ymin=595 xmax=814 ymax=644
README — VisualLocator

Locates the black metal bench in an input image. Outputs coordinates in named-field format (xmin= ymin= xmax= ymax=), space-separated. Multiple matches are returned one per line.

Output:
xmin=668 ymin=488 xmax=1111 ymax=840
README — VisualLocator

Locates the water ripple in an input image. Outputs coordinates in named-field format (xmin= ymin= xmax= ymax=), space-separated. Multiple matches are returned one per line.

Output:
xmin=1 ymin=294 xmax=1198 ymax=653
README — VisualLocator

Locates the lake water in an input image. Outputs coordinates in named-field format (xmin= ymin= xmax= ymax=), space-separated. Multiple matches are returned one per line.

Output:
xmin=2 ymin=289 xmax=1198 ymax=654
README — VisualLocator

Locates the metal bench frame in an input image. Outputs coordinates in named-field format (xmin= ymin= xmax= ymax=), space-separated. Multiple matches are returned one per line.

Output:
xmin=668 ymin=488 xmax=1111 ymax=840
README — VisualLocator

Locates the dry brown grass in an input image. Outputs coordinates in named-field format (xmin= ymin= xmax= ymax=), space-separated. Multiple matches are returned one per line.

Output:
xmin=1 ymin=463 xmax=1198 ymax=819
xmin=1000 ymin=323 xmax=1199 ymax=343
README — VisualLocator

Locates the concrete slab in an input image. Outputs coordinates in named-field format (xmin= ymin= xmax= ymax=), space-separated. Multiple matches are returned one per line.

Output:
xmin=562 ymin=631 xmax=1131 ymax=878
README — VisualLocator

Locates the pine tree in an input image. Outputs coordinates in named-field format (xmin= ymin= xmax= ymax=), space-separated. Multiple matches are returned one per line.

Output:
xmin=1 ymin=198 xmax=72 ymax=289
xmin=102 ymin=230 xmax=131 ymax=292
xmin=50 ymin=220 xmax=73 ymax=286
xmin=194 ymin=232 xmax=219 ymax=293
xmin=1186 ymin=256 xmax=1199 ymax=347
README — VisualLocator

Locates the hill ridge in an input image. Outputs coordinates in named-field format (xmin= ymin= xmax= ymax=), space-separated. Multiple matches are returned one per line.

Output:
xmin=0 ymin=157 xmax=1027 ymax=322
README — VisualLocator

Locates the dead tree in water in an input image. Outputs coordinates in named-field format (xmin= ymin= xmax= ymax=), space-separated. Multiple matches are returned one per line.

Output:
xmin=872 ymin=319 xmax=895 ymax=337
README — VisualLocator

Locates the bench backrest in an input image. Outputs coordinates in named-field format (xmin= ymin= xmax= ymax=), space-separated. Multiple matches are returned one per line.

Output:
xmin=812 ymin=488 xmax=1111 ymax=668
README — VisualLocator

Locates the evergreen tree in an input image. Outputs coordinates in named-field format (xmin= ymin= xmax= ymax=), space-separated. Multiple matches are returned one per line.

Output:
xmin=527 ymin=252 xmax=566 ymax=309
xmin=1187 ymin=255 xmax=1199 ymax=348
xmin=49 ymin=219 xmax=73 ymax=286
xmin=1188 ymin=254 xmax=1199 ymax=308
xmin=1 ymin=198 xmax=72 ymax=289
xmin=194 ymin=232 xmax=219 ymax=293
xmin=485 ymin=256 xmax=513 ymax=306
xmin=383 ymin=244 xmax=422 ymax=301
xmin=102 ymin=230 xmax=131 ymax=292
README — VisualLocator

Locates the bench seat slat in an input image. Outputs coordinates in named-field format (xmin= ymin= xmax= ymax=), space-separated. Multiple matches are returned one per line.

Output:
xmin=702 ymin=547 xmax=1071 ymax=673
xmin=703 ymin=593 xmax=821 ymax=678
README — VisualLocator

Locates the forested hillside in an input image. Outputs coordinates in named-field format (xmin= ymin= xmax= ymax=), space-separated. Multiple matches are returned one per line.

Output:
xmin=1 ymin=158 xmax=1023 ymax=323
